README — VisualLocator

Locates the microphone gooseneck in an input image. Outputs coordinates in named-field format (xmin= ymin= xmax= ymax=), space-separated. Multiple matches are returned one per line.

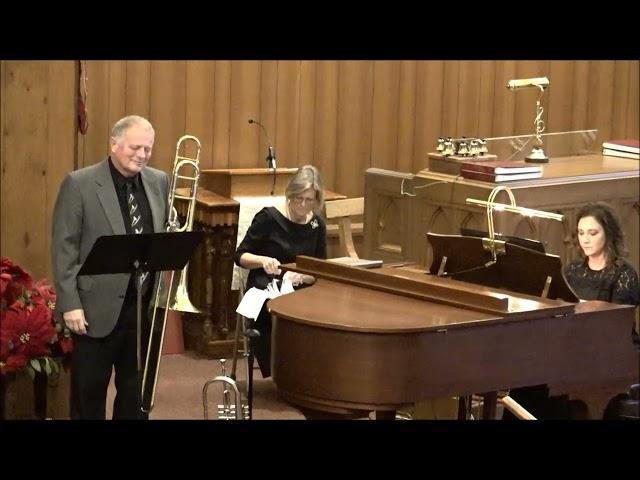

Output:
xmin=248 ymin=118 xmax=278 ymax=194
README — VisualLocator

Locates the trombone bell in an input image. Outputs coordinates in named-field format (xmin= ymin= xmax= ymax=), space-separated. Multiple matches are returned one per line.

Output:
xmin=170 ymin=281 xmax=200 ymax=313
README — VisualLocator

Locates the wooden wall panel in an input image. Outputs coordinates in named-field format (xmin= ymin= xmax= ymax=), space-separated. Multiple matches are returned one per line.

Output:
xmin=626 ymin=62 xmax=639 ymax=139
xmin=125 ymin=60 xmax=151 ymax=119
xmin=397 ymin=61 xmax=417 ymax=172
xmin=335 ymin=61 xmax=373 ymax=198
xmin=587 ymin=61 xmax=615 ymax=145
xmin=313 ymin=61 xmax=339 ymax=190
xmin=1 ymin=61 xmax=75 ymax=280
xmin=256 ymin=61 xmax=277 ymax=170
xmin=611 ymin=61 xmax=629 ymax=138
xmin=212 ymin=61 xmax=231 ymax=168
xmin=476 ymin=60 xmax=496 ymax=139
xmin=413 ymin=61 xmax=444 ymax=174
xmin=229 ymin=61 xmax=261 ymax=168
xmin=1 ymin=62 xmax=49 ymax=278
xmin=2 ymin=60 xmax=639 ymax=276
xmin=274 ymin=61 xmax=300 ymax=168
xmin=185 ymin=61 xmax=215 ymax=167
xmin=298 ymin=61 xmax=316 ymax=166
xmin=370 ymin=61 xmax=400 ymax=170
xmin=149 ymin=61 xmax=186 ymax=174
xmin=547 ymin=61 xmax=574 ymax=133
xmin=79 ymin=61 xmax=109 ymax=167
xmin=571 ymin=61 xmax=591 ymax=131
xmin=441 ymin=61 xmax=460 ymax=137
xmin=45 ymin=62 xmax=77 ymax=282
xmin=107 ymin=61 xmax=127 ymax=136
xmin=492 ymin=61 xmax=517 ymax=138
xmin=457 ymin=61 xmax=482 ymax=138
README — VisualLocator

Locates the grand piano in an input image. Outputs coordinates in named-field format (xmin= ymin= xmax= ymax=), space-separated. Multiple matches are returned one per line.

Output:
xmin=268 ymin=234 xmax=638 ymax=419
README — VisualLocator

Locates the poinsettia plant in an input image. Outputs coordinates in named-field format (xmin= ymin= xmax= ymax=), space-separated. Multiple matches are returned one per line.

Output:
xmin=1 ymin=257 xmax=73 ymax=378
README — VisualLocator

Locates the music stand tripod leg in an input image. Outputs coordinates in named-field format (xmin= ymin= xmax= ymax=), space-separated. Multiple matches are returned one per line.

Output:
xmin=135 ymin=263 xmax=146 ymax=420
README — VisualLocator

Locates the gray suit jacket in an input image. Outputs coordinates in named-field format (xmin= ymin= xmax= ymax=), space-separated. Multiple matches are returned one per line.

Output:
xmin=52 ymin=158 xmax=169 ymax=338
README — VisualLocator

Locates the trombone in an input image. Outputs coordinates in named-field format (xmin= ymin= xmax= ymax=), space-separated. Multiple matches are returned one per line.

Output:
xmin=140 ymin=135 xmax=201 ymax=414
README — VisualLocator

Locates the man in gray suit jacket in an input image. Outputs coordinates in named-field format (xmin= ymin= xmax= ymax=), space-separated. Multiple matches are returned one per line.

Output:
xmin=52 ymin=115 xmax=169 ymax=419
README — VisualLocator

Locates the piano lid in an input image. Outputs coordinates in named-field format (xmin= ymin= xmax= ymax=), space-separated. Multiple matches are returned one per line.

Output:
xmin=281 ymin=255 xmax=575 ymax=318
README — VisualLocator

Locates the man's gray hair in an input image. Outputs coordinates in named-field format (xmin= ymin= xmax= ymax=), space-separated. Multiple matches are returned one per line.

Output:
xmin=111 ymin=115 xmax=154 ymax=140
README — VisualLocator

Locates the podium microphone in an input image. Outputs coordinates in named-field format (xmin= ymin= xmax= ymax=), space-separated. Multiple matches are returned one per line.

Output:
xmin=248 ymin=118 xmax=278 ymax=195
xmin=248 ymin=119 xmax=277 ymax=170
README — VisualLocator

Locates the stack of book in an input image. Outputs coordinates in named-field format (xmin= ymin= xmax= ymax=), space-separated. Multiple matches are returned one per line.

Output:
xmin=602 ymin=139 xmax=639 ymax=160
xmin=460 ymin=160 xmax=543 ymax=182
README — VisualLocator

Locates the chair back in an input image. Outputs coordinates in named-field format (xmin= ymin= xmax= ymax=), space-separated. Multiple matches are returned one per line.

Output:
xmin=325 ymin=197 xmax=364 ymax=258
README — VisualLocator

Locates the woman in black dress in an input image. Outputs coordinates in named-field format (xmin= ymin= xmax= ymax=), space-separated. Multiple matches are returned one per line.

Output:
xmin=505 ymin=202 xmax=639 ymax=419
xmin=234 ymin=165 xmax=327 ymax=377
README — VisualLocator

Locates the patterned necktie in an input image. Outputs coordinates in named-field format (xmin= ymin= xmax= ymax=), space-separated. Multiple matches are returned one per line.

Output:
xmin=126 ymin=180 xmax=148 ymax=287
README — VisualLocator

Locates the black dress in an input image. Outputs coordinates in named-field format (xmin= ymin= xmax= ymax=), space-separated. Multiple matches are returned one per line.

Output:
xmin=504 ymin=258 xmax=639 ymax=419
xmin=234 ymin=207 xmax=327 ymax=377
xmin=563 ymin=258 xmax=639 ymax=306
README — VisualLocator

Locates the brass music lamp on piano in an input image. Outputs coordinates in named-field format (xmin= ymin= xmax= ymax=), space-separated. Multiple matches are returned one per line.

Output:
xmin=507 ymin=76 xmax=550 ymax=163
xmin=466 ymin=185 xmax=563 ymax=263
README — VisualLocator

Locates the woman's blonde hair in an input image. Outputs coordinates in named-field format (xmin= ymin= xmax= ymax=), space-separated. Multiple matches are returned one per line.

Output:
xmin=285 ymin=165 xmax=324 ymax=216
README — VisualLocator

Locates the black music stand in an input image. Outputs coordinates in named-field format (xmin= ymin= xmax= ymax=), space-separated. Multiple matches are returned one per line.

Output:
xmin=78 ymin=231 xmax=204 ymax=418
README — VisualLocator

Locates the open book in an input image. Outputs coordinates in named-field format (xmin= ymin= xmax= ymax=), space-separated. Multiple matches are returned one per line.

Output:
xmin=327 ymin=256 xmax=383 ymax=268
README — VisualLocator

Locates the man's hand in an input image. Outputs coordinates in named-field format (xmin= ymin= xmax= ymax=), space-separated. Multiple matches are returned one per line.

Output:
xmin=63 ymin=309 xmax=89 ymax=335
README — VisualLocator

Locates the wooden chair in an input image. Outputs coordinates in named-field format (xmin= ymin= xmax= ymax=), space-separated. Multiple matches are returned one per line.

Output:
xmin=324 ymin=197 xmax=364 ymax=258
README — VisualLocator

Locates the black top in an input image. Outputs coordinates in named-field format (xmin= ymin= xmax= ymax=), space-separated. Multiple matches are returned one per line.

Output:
xmin=564 ymin=258 xmax=639 ymax=306
xmin=234 ymin=207 xmax=327 ymax=290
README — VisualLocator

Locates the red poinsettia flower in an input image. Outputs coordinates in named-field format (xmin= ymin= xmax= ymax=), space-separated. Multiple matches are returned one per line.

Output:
xmin=2 ymin=304 xmax=56 ymax=360
xmin=33 ymin=279 xmax=56 ymax=310
xmin=0 ymin=351 xmax=29 ymax=375
xmin=1 ymin=257 xmax=34 ymax=306
xmin=0 ymin=258 xmax=73 ymax=377
xmin=0 ymin=328 xmax=29 ymax=374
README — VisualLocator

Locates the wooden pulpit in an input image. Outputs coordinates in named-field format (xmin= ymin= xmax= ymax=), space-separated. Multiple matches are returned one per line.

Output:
xmin=198 ymin=168 xmax=299 ymax=198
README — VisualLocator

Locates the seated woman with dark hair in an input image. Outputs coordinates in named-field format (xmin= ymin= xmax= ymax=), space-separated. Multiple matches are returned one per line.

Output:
xmin=504 ymin=202 xmax=639 ymax=420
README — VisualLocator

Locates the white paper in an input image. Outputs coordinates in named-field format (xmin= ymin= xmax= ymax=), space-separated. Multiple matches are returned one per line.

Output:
xmin=235 ymin=277 xmax=298 ymax=320
xmin=279 ymin=277 xmax=295 ymax=294
xmin=235 ymin=287 xmax=270 ymax=319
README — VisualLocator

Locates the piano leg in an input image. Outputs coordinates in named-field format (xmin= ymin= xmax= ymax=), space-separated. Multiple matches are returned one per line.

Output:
xmin=374 ymin=410 xmax=396 ymax=420
xmin=481 ymin=392 xmax=497 ymax=420
xmin=457 ymin=396 xmax=468 ymax=420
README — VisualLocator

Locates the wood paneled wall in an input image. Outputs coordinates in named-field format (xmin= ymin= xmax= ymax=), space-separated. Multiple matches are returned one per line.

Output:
xmin=2 ymin=60 xmax=639 ymax=280
xmin=1 ymin=61 xmax=76 ymax=281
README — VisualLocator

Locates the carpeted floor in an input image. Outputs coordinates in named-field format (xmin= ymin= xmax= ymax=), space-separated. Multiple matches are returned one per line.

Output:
xmin=106 ymin=351 xmax=305 ymax=420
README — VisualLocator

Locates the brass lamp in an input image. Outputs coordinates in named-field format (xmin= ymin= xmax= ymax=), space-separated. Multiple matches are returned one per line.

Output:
xmin=507 ymin=76 xmax=550 ymax=163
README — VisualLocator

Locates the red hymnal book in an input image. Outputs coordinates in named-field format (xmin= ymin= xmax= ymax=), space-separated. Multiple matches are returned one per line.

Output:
xmin=461 ymin=169 xmax=543 ymax=182
xmin=460 ymin=160 xmax=543 ymax=175
xmin=601 ymin=139 xmax=640 ymax=155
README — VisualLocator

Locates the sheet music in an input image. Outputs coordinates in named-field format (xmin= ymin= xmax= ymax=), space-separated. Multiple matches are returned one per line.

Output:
xmin=235 ymin=277 xmax=295 ymax=319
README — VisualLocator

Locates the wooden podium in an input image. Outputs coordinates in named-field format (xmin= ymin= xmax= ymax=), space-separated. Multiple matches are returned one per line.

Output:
xmin=174 ymin=168 xmax=345 ymax=359
xmin=199 ymin=168 xmax=298 ymax=198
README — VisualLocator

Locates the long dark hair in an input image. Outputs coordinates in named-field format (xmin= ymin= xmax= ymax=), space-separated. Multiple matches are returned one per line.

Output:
xmin=575 ymin=202 xmax=627 ymax=267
